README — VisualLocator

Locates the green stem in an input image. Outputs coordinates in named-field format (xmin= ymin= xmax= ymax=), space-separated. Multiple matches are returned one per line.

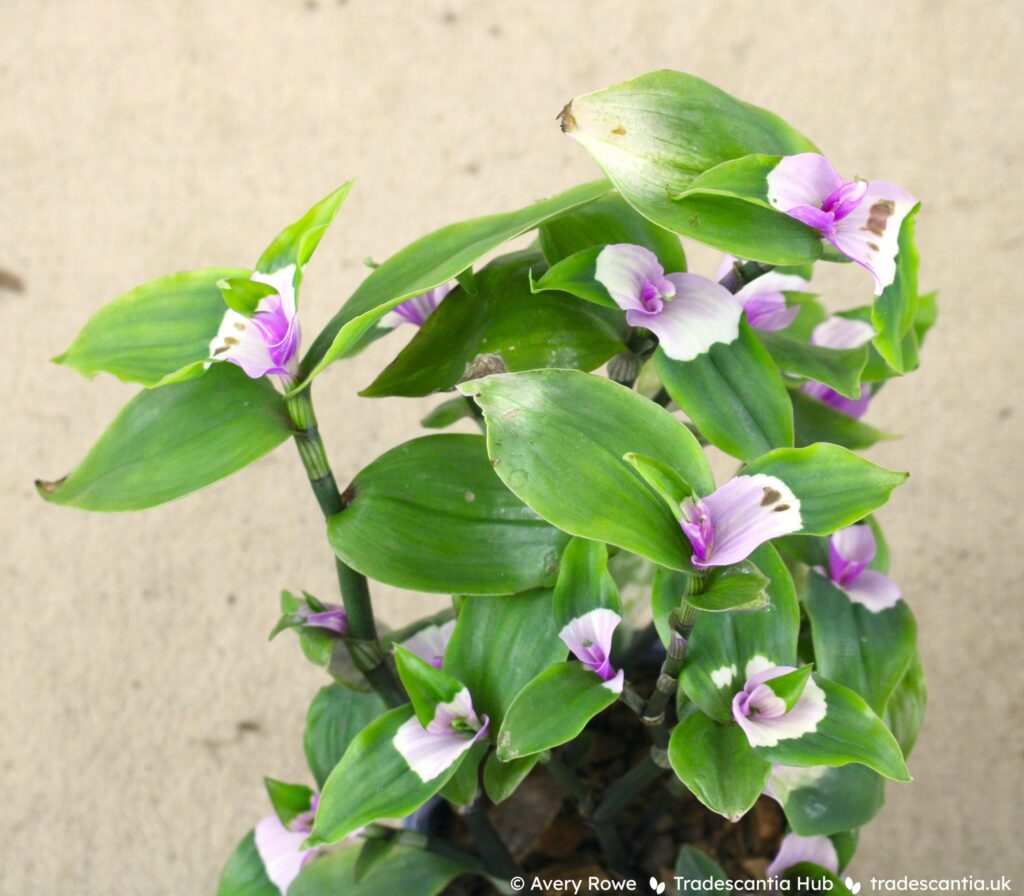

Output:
xmin=284 ymin=383 xmax=404 ymax=707
xmin=620 ymin=683 xmax=646 ymax=717
xmin=642 ymin=584 xmax=700 ymax=749
xmin=591 ymin=819 xmax=629 ymax=872
xmin=592 ymin=754 xmax=666 ymax=824
xmin=544 ymin=753 xmax=592 ymax=812
xmin=718 ymin=259 xmax=775 ymax=294
xmin=361 ymin=823 xmax=483 ymax=871
xmin=588 ymin=751 xmax=669 ymax=872
xmin=461 ymin=798 xmax=522 ymax=880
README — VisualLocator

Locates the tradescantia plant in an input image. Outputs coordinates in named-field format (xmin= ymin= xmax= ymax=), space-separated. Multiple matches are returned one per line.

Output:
xmin=40 ymin=71 xmax=934 ymax=894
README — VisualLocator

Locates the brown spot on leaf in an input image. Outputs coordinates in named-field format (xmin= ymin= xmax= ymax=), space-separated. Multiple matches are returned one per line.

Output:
xmin=761 ymin=487 xmax=781 ymax=506
xmin=611 ymin=125 xmax=627 ymax=136
xmin=459 ymin=352 xmax=506 ymax=382
xmin=862 ymin=199 xmax=895 ymax=236
xmin=558 ymin=101 xmax=578 ymax=134
xmin=36 ymin=476 xmax=67 ymax=495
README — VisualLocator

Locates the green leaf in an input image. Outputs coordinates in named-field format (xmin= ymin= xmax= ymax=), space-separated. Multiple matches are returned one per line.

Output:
xmin=763 ymin=665 xmax=814 ymax=711
xmin=768 ymin=764 xmax=885 ymax=837
xmin=688 ymin=561 xmax=771 ymax=613
xmin=670 ymin=152 xmax=778 ymax=204
xmin=395 ymin=645 xmax=468 ymax=727
xmin=310 ymin=705 xmax=467 ymax=845
xmin=264 ymin=778 xmax=314 ymax=827
xmin=497 ymin=662 xmax=620 ymax=760
xmin=300 ymin=634 xmax=372 ymax=692
xmin=791 ymin=389 xmax=893 ymax=451
xmin=623 ymin=452 xmax=692 ymax=518
xmin=680 ymin=544 xmax=799 ymax=721
xmin=561 ymin=71 xmax=822 ymax=263
xmin=273 ymin=593 xmax=363 ymax=685
xmin=742 ymin=444 xmax=908 ymax=535
xmin=538 ymin=191 xmax=687 ymax=269
xmin=553 ymin=538 xmax=622 ymax=628
xmin=299 ymin=180 xmax=611 ymax=384
xmin=421 ymin=397 xmax=477 ymax=430
xmin=459 ymin=369 xmax=713 ymax=570
xmin=753 ymin=676 xmax=911 ymax=782
xmin=871 ymin=206 xmax=920 ymax=373
xmin=218 ymin=277 xmax=277 ymax=316
xmin=439 ymin=739 xmax=486 ymax=805
xmin=456 ymin=265 xmax=479 ymax=295
xmin=759 ymin=331 xmax=869 ymax=399
xmin=668 ymin=709 xmax=771 ymax=820
xmin=530 ymin=245 xmax=621 ymax=309
xmin=354 ymin=838 xmax=397 ymax=884
xmin=774 ymin=533 xmax=828 ymax=569
xmin=885 ymin=650 xmax=927 ymax=757
xmin=832 ymin=831 xmax=859 ymax=874
xmin=327 ymin=434 xmax=569 ymax=595
xmin=914 ymin=290 xmax=938 ymax=342
xmin=216 ymin=830 xmax=277 ymax=896
xmin=54 ymin=267 xmax=250 ymax=386
xmin=37 ymin=363 xmax=292 ymax=511
xmin=782 ymin=293 xmax=828 ymax=341
xmin=445 ymin=589 xmax=567 ymax=725
xmin=290 ymin=845 xmax=468 ymax=896
xmin=866 ymin=515 xmax=892 ymax=572
xmin=483 ymin=752 xmax=540 ymax=804
xmin=837 ymin=301 xmax=931 ymax=384
xmin=304 ymin=684 xmax=387 ymax=789
xmin=675 ymin=845 xmax=728 ymax=883
xmin=651 ymin=566 xmax=691 ymax=645
xmin=256 ymin=181 xmax=354 ymax=277
xmin=362 ymin=251 xmax=626 ymax=397
xmin=804 ymin=571 xmax=916 ymax=714
xmin=656 ymin=324 xmax=794 ymax=461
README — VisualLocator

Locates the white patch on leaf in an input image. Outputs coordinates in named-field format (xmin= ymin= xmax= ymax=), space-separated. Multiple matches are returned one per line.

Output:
xmin=745 ymin=655 xmax=775 ymax=679
xmin=710 ymin=665 xmax=737 ymax=688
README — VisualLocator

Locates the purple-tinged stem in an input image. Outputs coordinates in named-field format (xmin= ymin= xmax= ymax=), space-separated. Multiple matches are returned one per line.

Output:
xmin=718 ymin=259 xmax=775 ymax=294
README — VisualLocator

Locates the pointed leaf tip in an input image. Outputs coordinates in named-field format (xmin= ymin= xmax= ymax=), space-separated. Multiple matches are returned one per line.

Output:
xmin=35 ymin=477 xmax=66 ymax=498
xmin=558 ymin=101 xmax=578 ymax=133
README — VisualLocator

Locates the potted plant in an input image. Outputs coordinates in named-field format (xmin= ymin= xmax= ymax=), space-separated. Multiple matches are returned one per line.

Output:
xmin=40 ymin=70 xmax=932 ymax=895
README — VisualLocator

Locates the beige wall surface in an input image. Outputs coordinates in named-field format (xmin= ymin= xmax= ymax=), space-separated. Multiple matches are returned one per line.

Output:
xmin=2 ymin=1 xmax=1022 ymax=893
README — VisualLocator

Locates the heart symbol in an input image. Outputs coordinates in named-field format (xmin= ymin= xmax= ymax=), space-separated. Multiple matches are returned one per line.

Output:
xmin=649 ymin=879 xmax=666 ymax=894
xmin=845 ymin=877 xmax=862 ymax=894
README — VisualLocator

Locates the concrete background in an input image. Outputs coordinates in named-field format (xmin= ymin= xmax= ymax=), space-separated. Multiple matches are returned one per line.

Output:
xmin=2 ymin=0 xmax=1021 ymax=892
